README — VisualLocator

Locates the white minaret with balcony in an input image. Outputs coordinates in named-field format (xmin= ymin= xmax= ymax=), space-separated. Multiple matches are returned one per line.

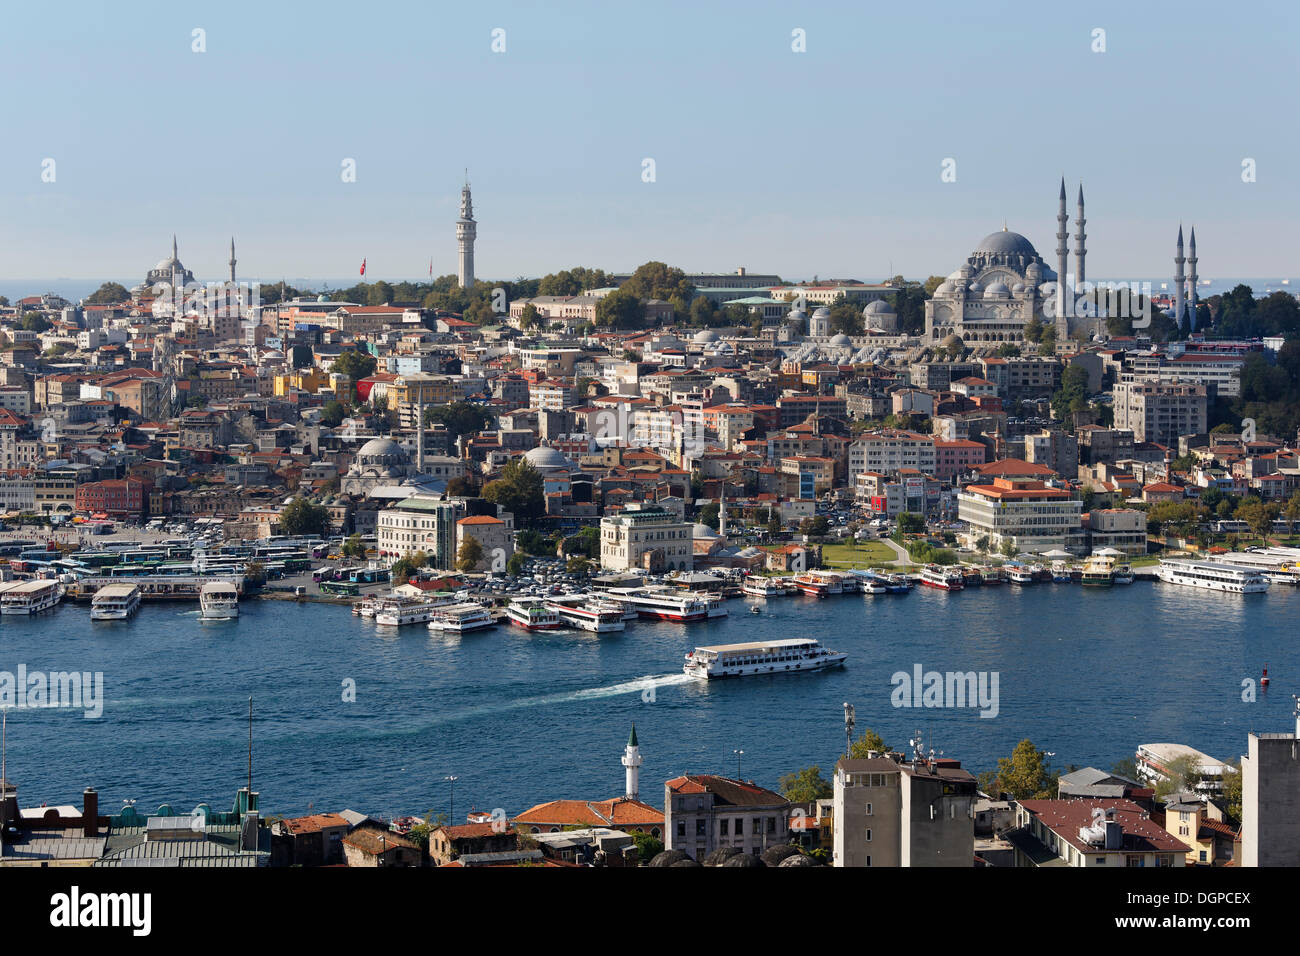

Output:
xmin=456 ymin=176 xmax=476 ymax=289
xmin=621 ymin=724 xmax=643 ymax=800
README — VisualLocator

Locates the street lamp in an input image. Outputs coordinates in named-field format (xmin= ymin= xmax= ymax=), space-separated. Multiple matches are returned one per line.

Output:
xmin=843 ymin=702 xmax=855 ymax=757
xmin=733 ymin=749 xmax=744 ymax=779
xmin=444 ymin=775 xmax=458 ymax=825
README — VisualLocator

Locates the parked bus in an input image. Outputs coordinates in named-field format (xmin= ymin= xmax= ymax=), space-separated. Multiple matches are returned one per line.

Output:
xmin=320 ymin=581 xmax=360 ymax=596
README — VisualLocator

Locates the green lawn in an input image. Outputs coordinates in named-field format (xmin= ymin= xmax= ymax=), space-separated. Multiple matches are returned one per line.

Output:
xmin=819 ymin=541 xmax=897 ymax=568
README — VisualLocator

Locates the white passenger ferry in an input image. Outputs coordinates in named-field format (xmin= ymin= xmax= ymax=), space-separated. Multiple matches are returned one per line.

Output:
xmin=1155 ymin=559 xmax=1271 ymax=593
xmin=199 ymin=580 xmax=240 ymax=620
xmin=919 ymin=565 xmax=964 ymax=591
xmin=607 ymin=588 xmax=710 ymax=623
xmin=0 ymin=579 xmax=65 ymax=615
xmin=683 ymin=638 xmax=847 ymax=681
xmin=546 ymin=599 xmax=626 ymax=633
xmin=90 ymin=583 xmax=141 ymax=620
xmin=427 ymin=602 xmax=497 ymax=634
xmin=374 ymin=596 xmax=451 ymax=626
xmin=741 ymin=576 xmax=788 ymax=598
xmin=507 ymin=599 xmax=562 ymax=631
xmin=793 ymin=570 xmax=844 ymax=598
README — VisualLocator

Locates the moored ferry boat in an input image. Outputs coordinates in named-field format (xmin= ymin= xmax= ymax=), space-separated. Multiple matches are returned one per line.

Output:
xmin=919 ymin=565 xmax=964 ymax=590
xmin=374 ymin=596 xmax=451 ymax=626
xmin=852 ymin=571 xmax=888 ymax=595
xmin=1155 ymin=559 xmax=1270 ymax=593
xmin=961 ymin=567 xmax=984 ymax=587
xmin=427 ymin=602 xmax=497 ymax=634
xmin=1080 ymin=554 xmax=1117 ymax=587
xmin=0 ymin=579 xmax=65 ymax=615
xmin=882 ymin=573 xmax=914 ymax=593
xmin=982 ymin=566 xmax=1006 ymax=585
xmin=1050 ymin=561 xmax=1073 ymax=583
xmin=683 ymin=637 xmax=847 ymax=680
xmin=1112 ymin=564 xmax=1135 ymax=585
xmin=1006 ymin=565 xmax=1035 ymax=585
xmin=742 ymin=576 xmax=788 ymax=598
xmin=199 ymin=580 xmax=239 ymax=620
xmin=609 ymin=588 xmax=710 ymax=623
xmin=792 ymin=570 xmax=844 ymax=598
xmin=507 ymin=599 xmax=562 ymax=630
xmin=90 ymin=583 xmax=141 ymax=620
xmin=546 ymin=598 xmax=626 ymax=633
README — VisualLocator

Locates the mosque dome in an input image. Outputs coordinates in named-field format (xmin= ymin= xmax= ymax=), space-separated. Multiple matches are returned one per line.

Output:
xmin=934 ymin=281 xmax=957 ymax=296
xmin=811 ymin=306 xmax=830 ymax=319
xmin=829 ymin=333 xmax=852 ymax=346
xmin=973 ymin=230 xmax=1039 ymax=258
xmin=691 ymin=522 xmax=721 ymax=539
xmin=967 ymin=281 xmax=983 ymax=294
xmin=693 ymin=328 xmax=720 ymax=344
xmin=523 ymin=446 xmax=572 ymax=471
xmin=941 ymin=333 xmax=966 ymax=350
xmin=1011 ymin=282 xmax=1026 ymax=294
xmin=786 ymin=308 xmax=806 ymax=323
xmin=983 ymin=281 xmax=1010 ymax=298
xmin=863 ymin=300 xmax=893 ymax=315
xmin=357 ymin=437 xmax=405 ymax=462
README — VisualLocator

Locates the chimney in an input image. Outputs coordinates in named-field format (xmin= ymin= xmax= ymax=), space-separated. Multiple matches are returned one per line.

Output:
xmin=82 ymin=787 xmax=98 ymax=838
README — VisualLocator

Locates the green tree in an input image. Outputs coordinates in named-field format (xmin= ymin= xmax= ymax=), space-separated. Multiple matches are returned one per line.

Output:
xmin=243 ymin=561 xmax=267 ymax=587
xmin=595 ymin=288 xmax=645 ymax=329
xmin=779 ymin=766 xmax=833 ymax=802
xmin=517 ymin=303 xmax=539 ymax=330
xmin=280 ymin=497 xmax=330 ymax=537
xmin=21 ymin=313 xmax=51 ymax=332
xmin=506 ymin=551 xmax=527 ymax=576
xmin=425 ymin=402 xmax=494 ymax=443
xmin=366 ymin=280 xmax=394 ymax=306
xmin=988 ymin=740 xmax=1057 ymax=800
xmin=1219 ymin=764 xmax=1242 ymax=823
xmin=483 ymin=459 xmax=545 ymax=527
xmin=330 ymin=350 xmax=377 ymax=381
xmin=622 ymin=261 xmax=693 ymax=309
xmin=897 ymin=512 xmax=925 ymax=535
xmin=846 ymin=728 xmax=891 ymax=759
xmin=84 ymin=282 xmax=131 ymax=305
xmin=342 ymin=534 xmax=366 ymax=559
xmin=456 ymin=535 xmax=484 ymax=573
xmin=1154 ymin=753 xmax=1205 ymax=800
xmin=631 ymin=830 xmax=663 ymax=864
xmin=320 ymin=400 xmax=346 ymax=427
xmin=390 ymin=550 xmax=429 ymax=585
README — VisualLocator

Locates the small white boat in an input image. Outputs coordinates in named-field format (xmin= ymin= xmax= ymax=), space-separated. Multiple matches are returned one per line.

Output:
xmin=90 ymin=583 xmax=141 ymax=620
xmin=199 ymin=581 xmax=240 ymax=620
xmin=374 ymin=597 xmax=450 ymax=627
xmin=507 ymin=599 xmax=562 ymax=631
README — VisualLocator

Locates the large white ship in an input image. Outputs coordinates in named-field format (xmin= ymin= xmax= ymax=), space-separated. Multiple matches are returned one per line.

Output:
xmin=684 ymin=638 xmax=847 ymax=681
xmin=199 ymin=580 xmax=240 ymax=620
xmin=0 ymin=579 xmax=65 ymax=615
xmin=90 ymin=583 xmax=141 ymax=620
xmin=427 ymin=602 xmax=497 ymax=634
xmin=506 ymin=599 xmax=562 ymax=631
xmin=1154 ymin=559 xmax=1270 ymax=593
xmin=606 ymin=588 xmax=711 ymax=623
xmin=374 ymin=596 xmax=451 ymax=626
xmin=919 ymin=565 xmax=964 ymax=591
xmin=545 ymin=597 xmax=626 ymax=633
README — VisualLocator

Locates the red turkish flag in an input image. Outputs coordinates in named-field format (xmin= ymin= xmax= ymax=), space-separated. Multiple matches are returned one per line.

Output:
xmin=360 ymin=258 xmax=367 ymax=276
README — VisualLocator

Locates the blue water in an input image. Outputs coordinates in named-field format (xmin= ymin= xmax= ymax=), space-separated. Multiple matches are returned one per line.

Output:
xmin=0 ymin=584 xmax=1295 ymax=820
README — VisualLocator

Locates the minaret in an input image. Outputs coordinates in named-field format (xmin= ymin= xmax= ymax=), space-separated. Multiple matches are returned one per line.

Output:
xmin=229 ymin=238 xmax=237 ymax=284
xmin=1174 ymin=225 xmax=1186 ymax=330
xmin=1074 ymin=185 xmax=1087 ymax=285
xmin=1187 ymin=227 xmax=1199 ymax=332
xmin=1055 ymin=178 xmax=1070 ymax=323
xmin=456 ymin=173 xmax=476 ymax=289
xmin=621 ymin=724 xmax=643 ymax=801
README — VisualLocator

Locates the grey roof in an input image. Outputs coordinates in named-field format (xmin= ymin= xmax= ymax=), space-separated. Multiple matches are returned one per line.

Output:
xmin=973 ymin=230 xmax=1039 ymax=257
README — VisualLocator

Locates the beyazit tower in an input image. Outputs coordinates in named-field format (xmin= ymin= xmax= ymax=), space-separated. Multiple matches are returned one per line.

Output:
xmin=456 ymin=174 xmax=476 ymax=289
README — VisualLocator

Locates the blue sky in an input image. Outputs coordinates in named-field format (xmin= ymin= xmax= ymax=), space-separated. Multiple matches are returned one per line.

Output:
xmin=2 ymin=0 xmax=1297 ymax=283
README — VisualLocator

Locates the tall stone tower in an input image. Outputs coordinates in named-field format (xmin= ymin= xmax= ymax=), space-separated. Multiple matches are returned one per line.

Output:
xmin=621 ymin=724 xmax=643 ymax=801
xmin=1187 ymin=227 xmax=1199 ymax=332
xmin=456 ymin=175 xmax=476 ymax=289
xmin=1074 ymin=185 xmax=1087 ymax=285
xmin=1055 ymin=178 xmax=1070 ymax=329
xmin=1173 ymin=225 xmax=1186 ymax=331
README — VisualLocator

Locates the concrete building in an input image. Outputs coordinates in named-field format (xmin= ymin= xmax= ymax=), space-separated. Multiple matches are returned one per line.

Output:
xmin=600 ymin=504 xmax=692 ymax=572
xmin=832 ymin=752 xmax=977 ymax=867
xmin=1007 ymin=799 xmax=1188 ymax=867
xmin=1113 ymin=381 xmax=1207 ymax=447
xmin=454 ymin=514 xmax=514 ymax=571
xmin=1086 ymin=508 xmax=1147 ymax=555
xmin=664 ymin=774 xmax=791 ymax=860
xmin=376 ymin=494 xmax=466 ymax=568
xmin=957 ymin=477 xmax=1084 ymax=553
xmin=1241 ymin=707 xmax=1300 ymax=866
xmin=848 ymin=429 xmax=936 ymax=483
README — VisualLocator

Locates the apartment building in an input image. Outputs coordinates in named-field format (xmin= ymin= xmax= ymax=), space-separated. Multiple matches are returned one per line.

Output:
xmin=832 ymin=754 xmax=977 ymax=867
xmin=1241 ymin=709 xmax=1300 ymax=867
xmin=1007 ymin=799 xmax=1188 ymax=867
xmin=848 ymin=429 xmax=936 ymax=483
xmin=376 ymin=494 xmax=466 ymax=568
xmin=1113 ymin=382 xmax=1207 ymax=447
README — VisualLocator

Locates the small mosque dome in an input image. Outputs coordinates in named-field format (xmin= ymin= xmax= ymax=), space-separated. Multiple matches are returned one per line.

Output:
xmin=984 ymin=281 xmax=1010 ymax=298
xmin=1011 ymin=282 xmax=1026 ymax=294
xmin=692 ymin=522 xmax=721 ymax=539
xmin=941 ymin=333 xmax=966 ymax=350
xmin=863 ymin=300 xmax=893 ymax=315
xmin=967 ymin=281 xmax=983 ymax=294
xmin=693 ymin=328 xmax=720 ymax=344
xmin=522 ymin=446 xmax=572 ymax=471
xmin=829 ymin=333 xmax=852 ymax=346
